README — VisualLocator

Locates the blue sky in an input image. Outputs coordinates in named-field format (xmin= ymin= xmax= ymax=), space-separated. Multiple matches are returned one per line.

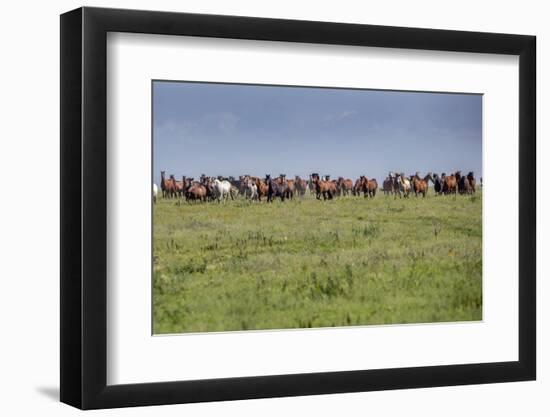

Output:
xmin=153 ymin=81 xmax=482 ymax=184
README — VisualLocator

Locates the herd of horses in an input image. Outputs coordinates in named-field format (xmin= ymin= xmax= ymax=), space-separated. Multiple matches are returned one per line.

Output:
xmin=382 ymin=171 xmax=479 ymax=198
xmin=154 ymin=170 xmax=480 ymax=203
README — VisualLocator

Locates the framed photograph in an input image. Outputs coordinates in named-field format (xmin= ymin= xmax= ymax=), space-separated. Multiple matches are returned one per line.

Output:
xmin=60 ymin=6 xmax=536 ymax=409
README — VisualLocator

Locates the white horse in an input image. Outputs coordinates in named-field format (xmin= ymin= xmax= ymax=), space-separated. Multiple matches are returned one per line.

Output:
xmin=245 ymin=178 xmax=258 ymax=200
xmin=212 ymin=179 xmax=232 ymax=202
xmin=396 ymin=173 xmax=411 ymax=198
xmin=153 ymin=183 xmax=158 ymax=203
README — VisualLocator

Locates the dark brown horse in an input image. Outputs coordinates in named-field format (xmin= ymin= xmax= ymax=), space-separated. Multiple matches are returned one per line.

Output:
xmin=266 ymin=174 xmax=288 ymax=202
xmin=382 ymin=174 xmax=395 ymax=195
xmin=160 ymin=171 xmax=167 ymax=197
xmin=467 ymin=172 xmax=476 ymax=194
xmin=454 ymin=171 xmax=464 ymax=194
xmin=459 ymin=175 xmax=472 ymax=194
xmin=353 ymin=177 xmax=362 ymax=196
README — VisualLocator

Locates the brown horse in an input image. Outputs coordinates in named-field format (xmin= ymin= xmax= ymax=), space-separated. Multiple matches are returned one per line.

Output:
xmin=365 ymin=177 xmax=378 ymax=198
xmin=166 ymin=174 xmax=179 ymax=198
xmin=160 ymin=171 xmax=177 ymax=198
xmin=330 ymin=179 xmax=341 ymax=197
xmin=353 ymin=177 xmax=362 ymax=196
xmin=443 ymin=172 xmax=458 ymax=195
xmin=186 ymin=183 xmax=207 ymax=202
xmin=275 ymin=174 xmax=294 ymax=200
xmin=337 ymin=177 xmax=354 ymax=196
xmin=171 ymin=175 xmax=184 ymax=198
xmin=358 ymin=176 xmax=376 ymax=198
xmin=284 ymin=175 xmax=296 ymax=199
xmin=311 ymin=173 xmax=333 ymax=200
xmin=325 ymin=175 xmax=338 ymax=198
xmin=294 ymin=176 xmax=308 ymax=197
xmin=411 ymin=172 xmax=433 ymax=198
xmin=326 ymin=176 xmax=338 ymax=197
xmin=255 ymin=177 xmax=269 ymax=202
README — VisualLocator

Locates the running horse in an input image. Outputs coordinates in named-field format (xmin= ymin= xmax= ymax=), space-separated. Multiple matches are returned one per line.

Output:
xmin=394 ymin=173 xmax=411 ymax=198
xmin=382 ymin=172 xmax=395 ymax=195
xmin=266 ymin=174 xmax=288 ymax=202
xmin=411 ymin=172 xmax=434 ymax=198
xmin=360 ymin=176 xmax=378 ymax=198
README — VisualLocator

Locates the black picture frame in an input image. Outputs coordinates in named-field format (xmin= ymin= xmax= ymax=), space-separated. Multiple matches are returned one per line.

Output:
xmin=60 ymin=6 xmax=536 ymax=410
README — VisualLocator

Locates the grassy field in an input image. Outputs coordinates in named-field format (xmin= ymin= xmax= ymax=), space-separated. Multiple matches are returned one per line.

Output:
xmin=153 ymin=191 xmax=482 ymax=334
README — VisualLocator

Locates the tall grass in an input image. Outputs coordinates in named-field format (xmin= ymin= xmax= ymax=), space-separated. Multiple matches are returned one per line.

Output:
xmin=153 ymin=192 xmax=482 ymax=333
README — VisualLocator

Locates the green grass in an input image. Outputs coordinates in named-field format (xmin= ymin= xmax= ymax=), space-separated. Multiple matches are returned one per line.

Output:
xmin=153 ymin=192 xmax=482 ymax=334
